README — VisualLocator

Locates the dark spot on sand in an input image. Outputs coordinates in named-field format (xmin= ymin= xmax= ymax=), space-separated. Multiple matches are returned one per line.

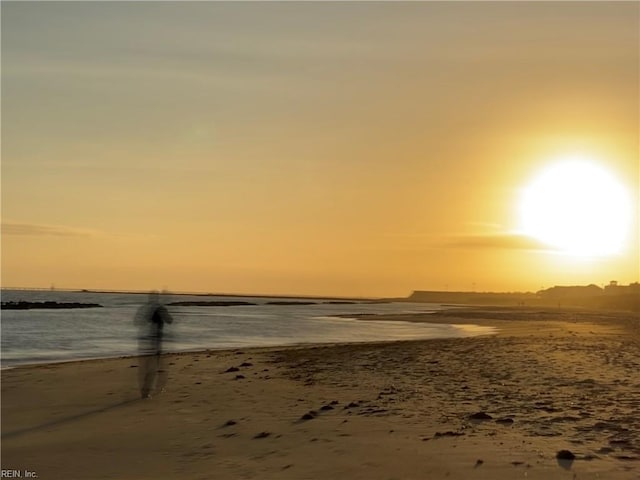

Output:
xmin=434 ymin=431 xmax=465 ymax=439
xmin=474 ymin=459 xmax=484 ymax=468
xmin=225 ymin=367 xmax=239 ymax=373
xmin=469 ymin=412 xmax=493 ymax=420
xmin=254 ymin=431 xmax=271 ymax=439
xmin=234 ymin=375 xmax=245 ymax=380
xmin=361 ymin=408 xmax=388 ymax=415
xmin=224 ymin=420 xmax=237 ymax=427
xmin=610 ymin=438 xmax=631 ymax=446
xmin=320 ymin=405 xmax=334 ymax=411
xmin=301 ymin=410 xmax=318 ymax=421
xmin=556 ymin=450 xmax=575 ymax=460
xmin=496 ymin=417 xmax=514 ymax=425
xmin=240 ymin=362 xmax=253 ymax=367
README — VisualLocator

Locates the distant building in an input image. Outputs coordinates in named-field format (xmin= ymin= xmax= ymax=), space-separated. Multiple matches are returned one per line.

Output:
xmin=604 ymin=281 xmax=640 ymax=296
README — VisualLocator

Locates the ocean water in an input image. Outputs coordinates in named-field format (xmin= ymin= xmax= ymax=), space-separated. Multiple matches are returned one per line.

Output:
xmin=0 ymin=290 xmax=494 ymax=367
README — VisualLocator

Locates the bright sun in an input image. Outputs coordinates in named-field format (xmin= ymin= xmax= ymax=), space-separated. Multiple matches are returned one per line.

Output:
xmin=519 ymin=156 xmax=632 ymax=256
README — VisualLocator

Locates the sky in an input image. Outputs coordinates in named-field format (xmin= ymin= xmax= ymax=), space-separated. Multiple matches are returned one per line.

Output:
xmin=2 ymin=1 xmax=638 ymax=297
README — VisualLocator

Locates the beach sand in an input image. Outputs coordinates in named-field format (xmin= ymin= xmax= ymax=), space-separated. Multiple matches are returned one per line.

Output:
xmin=2 ymin=307 xmax=639 ymax=479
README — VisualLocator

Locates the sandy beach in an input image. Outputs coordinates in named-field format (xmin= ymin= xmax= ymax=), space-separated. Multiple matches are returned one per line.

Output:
xmin=2 ymin=307 xmax=639 ymax=479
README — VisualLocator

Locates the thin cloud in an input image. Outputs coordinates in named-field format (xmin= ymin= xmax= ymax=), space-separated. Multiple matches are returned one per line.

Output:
xmin=444 ymin=233 xmax=551 ymax=251
xmin=1 ymin=221 xmax=98 ymax=238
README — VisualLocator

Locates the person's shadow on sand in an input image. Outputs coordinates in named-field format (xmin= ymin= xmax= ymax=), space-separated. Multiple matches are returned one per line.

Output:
xmin=1 ymin=398 xmax=139 ymax=440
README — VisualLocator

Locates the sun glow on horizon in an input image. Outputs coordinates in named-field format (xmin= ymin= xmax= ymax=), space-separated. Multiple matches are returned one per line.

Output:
xmin=518 ymin=156 xmax=632 ymax=257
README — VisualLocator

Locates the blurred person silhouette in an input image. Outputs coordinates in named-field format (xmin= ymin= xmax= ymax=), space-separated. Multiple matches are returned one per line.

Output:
xmin=134 ymin=291 xmax=173 ymax=399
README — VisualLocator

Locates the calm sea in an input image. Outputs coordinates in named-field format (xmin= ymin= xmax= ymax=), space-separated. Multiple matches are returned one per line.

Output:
xmin=0 ymin=290 xmax=493 ymax=368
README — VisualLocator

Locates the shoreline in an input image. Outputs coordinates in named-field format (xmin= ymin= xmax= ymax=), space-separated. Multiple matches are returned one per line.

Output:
xmin=2 ymin=307 xmax=639 ymax=479
xmin=1 ymin=307 xmax=496 ymax=370
xmin=0 ymin=327 xmax=497 ymax=371
xmin=2 ymin=303 xmax=634 ymax=370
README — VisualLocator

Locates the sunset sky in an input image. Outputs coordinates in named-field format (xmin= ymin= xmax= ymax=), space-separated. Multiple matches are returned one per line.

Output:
xmin=2 ymin=2 xmax=638 ymax=297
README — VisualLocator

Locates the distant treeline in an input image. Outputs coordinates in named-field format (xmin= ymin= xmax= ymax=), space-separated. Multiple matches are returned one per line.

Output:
xmin=167 ymin=300 xmax=363 ymax=307
xmin=405 ymin=291 xmax=535 ymax=305
xmin=1 ymin=301 xmax=103 ymax=310
xmin=168 ymin=300 xmax=257 ymax=307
